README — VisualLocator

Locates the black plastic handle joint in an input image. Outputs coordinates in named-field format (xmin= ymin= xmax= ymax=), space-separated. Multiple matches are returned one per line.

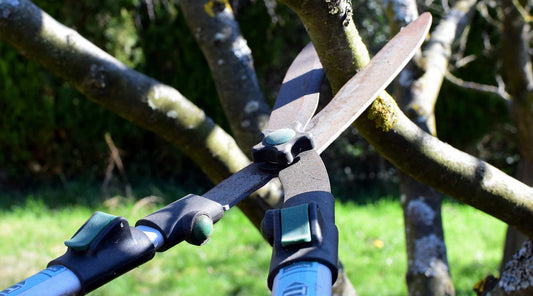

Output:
xmin=136 ymin=194 xmax=224 ymax=251
xmin=48 ymin=212 xmax=156 ymax=295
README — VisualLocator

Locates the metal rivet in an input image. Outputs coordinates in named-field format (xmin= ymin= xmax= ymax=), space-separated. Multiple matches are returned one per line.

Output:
xmin=265 ymin=128 xmax=295 ymax=145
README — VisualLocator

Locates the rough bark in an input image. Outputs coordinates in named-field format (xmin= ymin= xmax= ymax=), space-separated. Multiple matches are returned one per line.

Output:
xmin=278 ymin=0 xmax=533 ymax=239
xmin=0 ymin=0 xmax=278 ymax=228
xmin=478 ymin=240 xmax=533 ymax=296
xmin=501 ymin=227 xmax=528 ymax=275
xmin=385 ymin=0 xmax=477 ymax=294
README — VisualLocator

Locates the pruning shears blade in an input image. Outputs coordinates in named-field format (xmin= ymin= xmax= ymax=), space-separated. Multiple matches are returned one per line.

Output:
xmin=308 ymin=12 xmax=432 ymax=153
xmin=267 ymin=42 xmax=324 ymax=131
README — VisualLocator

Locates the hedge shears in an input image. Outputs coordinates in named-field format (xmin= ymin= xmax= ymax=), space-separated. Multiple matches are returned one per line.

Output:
xmin=1 ymin=13 xmax=431 ymax=296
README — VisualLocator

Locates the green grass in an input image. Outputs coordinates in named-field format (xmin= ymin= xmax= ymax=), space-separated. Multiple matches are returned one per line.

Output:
xmin=0 ymin=191 xmax=506 ymax=295
xmin=336 ymin=199 xmax=506 ymax=295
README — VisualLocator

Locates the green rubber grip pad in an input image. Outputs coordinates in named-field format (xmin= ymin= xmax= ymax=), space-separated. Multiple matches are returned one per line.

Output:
xmin=65 ymin=211 xmax=117 ymax=251
xmin=280 ymin=204 xmax=312 ymax=247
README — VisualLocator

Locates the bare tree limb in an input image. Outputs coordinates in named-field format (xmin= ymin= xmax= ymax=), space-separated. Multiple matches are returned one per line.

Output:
xmin=177 ymin=0 xmax=271 ymax=154
xmin=0 ymin=0 xmax=282 ymax=226
xmin=444 ymin=70 xmax=511 ymax=100
xmin=279 ymin=0 xmax=533 ymax=239
xmin=511 ymin=0 xmax=532 ymax=23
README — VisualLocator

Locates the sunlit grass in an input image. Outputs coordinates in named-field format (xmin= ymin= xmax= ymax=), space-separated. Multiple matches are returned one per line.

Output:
xmin=0 ymin=191 xmax=505 ymax=296
xmin=336 ymin=198 xmax=506 ymax=296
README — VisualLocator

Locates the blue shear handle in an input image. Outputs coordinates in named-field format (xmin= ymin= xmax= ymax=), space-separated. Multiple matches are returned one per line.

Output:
xmin=272 ymin=261 xmax=332 ymax=296
xmin=0 ymin=266 xmax=81 ymax=296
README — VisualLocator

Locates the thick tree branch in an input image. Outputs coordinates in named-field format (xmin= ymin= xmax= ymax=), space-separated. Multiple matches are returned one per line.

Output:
xmin=175 ymin=0 xmax=285 ymax=217
xmin=0 ymin=0 xmax=281 ymax=227
xmin=279 ymin=0 xmax=533 ymax=238
xmin=177 ymin=0 xmax=271 ymax=153
xmin=174 ymin=0 xmax=286 ymax=220
xmin=0 ymin=0 xmax=244 ymax=181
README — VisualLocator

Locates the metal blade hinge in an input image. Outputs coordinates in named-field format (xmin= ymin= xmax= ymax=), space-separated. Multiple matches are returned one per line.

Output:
xmin=252 ymin=122 xmax=315 ymax=168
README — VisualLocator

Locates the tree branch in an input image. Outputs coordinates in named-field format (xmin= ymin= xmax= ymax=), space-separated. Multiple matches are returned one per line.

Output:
xmin=0 ymin=0 xmax=255 ymax=200
xmin=444 ymin=70 xmax=511 ymax=101
xmin=511 ymin=0 xmax=533 ymax=23
xmin=279 ymin=0 xmax=533 ymax=238
xmin=174 ymin=0 xmax=285 ymax=220
xmin=2 ymin=0 xmax=288 ymax=228
xmin=177 ymin=0 xmax=271 ymax=153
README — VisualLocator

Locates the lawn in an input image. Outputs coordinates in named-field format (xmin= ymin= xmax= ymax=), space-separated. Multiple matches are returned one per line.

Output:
xmin=0 ymin=186 xmax=506 ymax=295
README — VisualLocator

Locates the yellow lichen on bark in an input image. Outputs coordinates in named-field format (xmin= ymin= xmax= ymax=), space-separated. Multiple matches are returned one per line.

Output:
xmin=367 ymin=93 xmax=399 ymax=132
xmin=204 ymin=0 xmax=232 ymax=17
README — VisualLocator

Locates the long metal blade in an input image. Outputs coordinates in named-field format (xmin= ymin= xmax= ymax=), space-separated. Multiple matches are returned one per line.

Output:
xmin=308 ymin=12 xmax=432 ymax=153
xmin=267 ymin=42 xmax=324 ymax=131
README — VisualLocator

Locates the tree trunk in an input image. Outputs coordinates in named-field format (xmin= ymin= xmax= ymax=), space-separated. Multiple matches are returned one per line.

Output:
xmin=385 ymin=0 xmax=478 ymax=294
xmin=384 ymin=1 xmax=453 ymax=294
xmin=495 ymin=0 xmax=533 ymax=291
xmin=400 ymin=177 xmax=455 ymax=295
